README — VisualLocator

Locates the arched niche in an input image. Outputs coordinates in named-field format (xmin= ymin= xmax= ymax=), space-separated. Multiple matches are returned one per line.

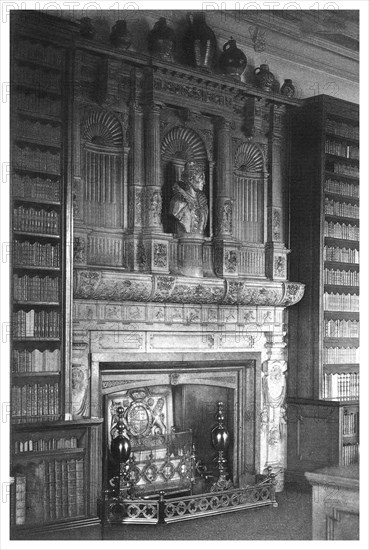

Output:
xmin=233 ymin=142 xmax=266 ymax=244
xmin=161 ymin=126 xmax=209 ymax=234
xmin=81 ymin=110 xmax=124 ymax=229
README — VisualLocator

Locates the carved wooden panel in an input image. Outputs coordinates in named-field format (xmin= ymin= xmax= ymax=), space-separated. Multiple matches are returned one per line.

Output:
xmin=234 ymin=175 xmax=264 ymax=243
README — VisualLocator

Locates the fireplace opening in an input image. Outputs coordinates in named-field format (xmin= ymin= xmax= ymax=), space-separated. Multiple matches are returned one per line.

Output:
xmin=99 ymin=359 xmax=277 ymax=524
xmin=104 ymin=383 xmax=235 ymax=497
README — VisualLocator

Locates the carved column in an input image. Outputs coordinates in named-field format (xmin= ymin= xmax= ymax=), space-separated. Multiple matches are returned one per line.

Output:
xmin=142 ymin=102 xmax=169 ymax=273
xmin=260 ymin=330 xmax=287 ymax=492
xmin=214 ymin=117 xmax=239 ymax=278
xmin=266 ymin=103 xmax=289 ymax=280
xmin=127 ymin=103 xmax=144 ymax=270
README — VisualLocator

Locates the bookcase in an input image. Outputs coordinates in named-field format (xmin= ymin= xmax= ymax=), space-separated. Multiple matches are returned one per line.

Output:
xmin=287 ymin=95 xmax=359 ymax=480
xmin=10 ymin=15 xmax=102 ymax=538
xmin=11 ymin=29 xmax=67 ymax=424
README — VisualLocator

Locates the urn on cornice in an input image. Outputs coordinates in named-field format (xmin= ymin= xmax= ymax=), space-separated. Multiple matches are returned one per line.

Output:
xmin=182 ymin=12 xmax=217 ymax=71
xmin=218 ymin=37 xmax=247 ymax=80
xmin=79 ymin=17 xmax=95 ymax=39
xmin=148 ymin=17 xmax=176 ymax=62
xmin=110 ymin=20 xmax=132 ymax=50
xmin=254 ymin=63 xmax=274 ymax=92
xmin=280 ymin=79 xmax=296 ymax=98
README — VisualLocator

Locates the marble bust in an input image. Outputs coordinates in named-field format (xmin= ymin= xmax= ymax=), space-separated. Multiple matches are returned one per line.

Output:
xmin=169 ymin=161 xmax=208 ymax=236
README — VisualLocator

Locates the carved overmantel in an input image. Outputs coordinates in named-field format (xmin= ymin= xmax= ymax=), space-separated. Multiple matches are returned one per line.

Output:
xmin=64 ymin=16 xmax=305 ymax=494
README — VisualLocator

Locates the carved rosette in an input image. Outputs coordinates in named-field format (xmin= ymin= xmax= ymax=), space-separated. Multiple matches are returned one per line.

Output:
xmin=73 ymin=269 xmax=305 ymax=307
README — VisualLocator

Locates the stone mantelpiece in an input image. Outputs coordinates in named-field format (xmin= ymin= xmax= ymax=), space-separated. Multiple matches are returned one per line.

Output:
xmin=72 ymin=274 xmax=304 ymax=491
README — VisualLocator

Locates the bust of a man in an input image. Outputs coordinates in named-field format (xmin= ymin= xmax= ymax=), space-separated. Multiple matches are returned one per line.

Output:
xmin=169 ymin=161 xmax=208 ymax=236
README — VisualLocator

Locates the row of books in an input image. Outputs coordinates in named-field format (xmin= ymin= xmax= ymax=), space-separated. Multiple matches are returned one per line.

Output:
xmin=328 ymin=161 xmax=359 ymax=178
xmin=12 ymin=382 xmax=59 ymax=420
xmin=342 ymin=443 xmax=359 ymax=465
xmin=323 ymin=292 xmax=359 ymax=312
xmin=326 ymin=119 xmax=359 ymax=140
xmin=12 ymin=348 xmax=60 ymax=373
xmin=323 ymin=347 xmax=359 ymax=364
xmin=324 ymin=199 xmax=359 ymax=219
xmin=13 ymin=458 xmax=84 ymax=525
xmin=13 ymin=240 xmax=60 ymax=267
xmin=13 ymin=90 xmax=61 ymax=118
xmin=14 ymin=63 xmax=62 ymax=93
xmin=323 ymin=372 xmax=359 ymax=399
xmin=13 ymin=205 xmax=60 ymax=235
xmin=324 ymin=221 xmax=359 ymax=241
xmin=14 ymin=145 xmax=61 ymax=174
xmin=324 ymin=245 xmax=359 ymax=264
xmin=324 ymin=268 xmax=359 ymax=286
xmin=13 ymin=309 xmax=60 ymax=338
xmin=13 ymin=173 xmax=61 ymax=202
xmin=325 ymin=140 xmax=359 ymax=160
xmin=324 ymin=319 xmax=359 ymax=338
xmin=14 ymin=436 xmax=78 ymax=453
xmin=14 ymin=274 xmax=59 ymax=302
xmin=324 ymin=178 xmax=359 ymax=198
xmin=343 ymin=410 xmax=359 ymax=435
xmin=13 ymin=117 xmax=61 ymax=146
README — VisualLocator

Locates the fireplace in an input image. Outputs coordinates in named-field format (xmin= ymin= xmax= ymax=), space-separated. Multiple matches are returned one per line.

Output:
xmin=72 ymin=270 xmax=304 ymax=522
xmin=101 ymin=360 xmax=260 ymax=497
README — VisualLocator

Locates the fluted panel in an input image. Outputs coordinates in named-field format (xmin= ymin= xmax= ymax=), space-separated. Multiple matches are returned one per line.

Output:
xmin=239 ymin=247 xmax=265 ymax=276
xmin=83 ymin=150 xmax=122 ymax=228
xmin=234 ymin=176 xmax=264 ymax=243
xmin=234 ymin=142 xmax=264 ymax=173
xmin=161 ymin=126 xmax=207 ymax=162
xmin=87 ymin=235 xmax=123 ymax=266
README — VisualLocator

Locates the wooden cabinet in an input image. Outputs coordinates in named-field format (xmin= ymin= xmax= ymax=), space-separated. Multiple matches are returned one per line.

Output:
xmin=287 ymin=95 xmax=359 ymax=481
xmin=305 ymin=465 xmax=359 ymax=540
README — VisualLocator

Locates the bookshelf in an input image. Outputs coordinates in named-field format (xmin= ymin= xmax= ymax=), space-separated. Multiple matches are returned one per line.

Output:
xmin=287 ymin=95 xmax=359 ymax=480
xmin=10 ymin=16 xmax=102 ymax=538
xmin=11 ymin=31 xmax=66 ymax=428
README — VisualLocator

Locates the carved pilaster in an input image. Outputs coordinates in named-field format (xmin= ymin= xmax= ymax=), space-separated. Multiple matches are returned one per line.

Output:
xmin=244 ymin=97 xmax=267 ymax=138
xmin=128 ymin=102 xmax=144 ymax=231
xmin=214 ymin=118 xmax=236 ymax=277
xmin=267 ymin=103 xmax=286 ymax=243
xmin=261 ymin=330 xmax=287 ymax=491
xmin=144 ymin=102 xmax=163 ymax=233
xmin=266 ymin=103 xmax=289 ymax=279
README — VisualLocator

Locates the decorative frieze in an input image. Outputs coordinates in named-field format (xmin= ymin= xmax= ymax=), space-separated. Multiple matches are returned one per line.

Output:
xmin=73 ymin=268 xmax=304 ymax=307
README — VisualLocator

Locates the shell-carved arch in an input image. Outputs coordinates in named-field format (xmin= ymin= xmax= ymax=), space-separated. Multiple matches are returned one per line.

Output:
xmin=81 ymin=110 xmax=123 ymax=148
xmin=161 ymin=126 xmax=208 ymax=162
xmin=234 ymin=142 xmax=264 ymax=173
